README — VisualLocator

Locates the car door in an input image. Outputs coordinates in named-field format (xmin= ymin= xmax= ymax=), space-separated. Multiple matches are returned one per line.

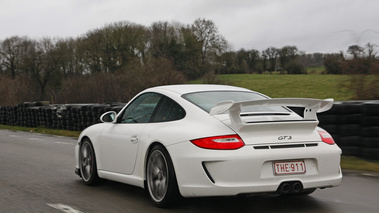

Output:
xmin=99 ymin=93 xmax=162 ymax=175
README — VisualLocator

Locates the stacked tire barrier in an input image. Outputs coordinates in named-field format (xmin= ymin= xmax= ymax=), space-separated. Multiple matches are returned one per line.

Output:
xmin=0 ymin=102 xmax=124 ymax=131
xmin=318 ymin=101 xmax=379 ymax=160
xmin=0 ymin=101 xmax=378 ymax=160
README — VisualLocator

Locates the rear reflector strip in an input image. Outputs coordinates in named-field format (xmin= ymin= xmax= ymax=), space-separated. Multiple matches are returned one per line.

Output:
xmin=254 ymin=143 xmax=318 ymax=150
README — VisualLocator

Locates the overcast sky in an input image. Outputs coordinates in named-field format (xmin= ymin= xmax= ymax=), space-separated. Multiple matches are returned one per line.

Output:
xmin=1 ymin=0 xmax=378 ymax=53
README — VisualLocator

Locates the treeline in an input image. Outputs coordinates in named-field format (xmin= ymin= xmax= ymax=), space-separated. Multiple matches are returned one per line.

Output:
xmin=0 ymin=18 xmax=378 ymax=106
xmin=324 ymin=43 xmax=379 ymax=99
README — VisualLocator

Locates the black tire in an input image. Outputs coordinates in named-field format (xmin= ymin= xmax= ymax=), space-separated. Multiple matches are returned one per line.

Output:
xmin=363 ymin=137 xmax=379 ymax=148
xmin=146 ymin=145 xmax=180 ymax=208
xmin=338 ymin=136 xmax=360 ymax=147
xmin=341 ymin=146 xmax=362 ymax=157
xmin=362 ymin=148 xmax=379 ymax=160
xmin=338 ymin=125 xmax=360 ymax=137
xmin=79 ymin=138 xmax=100 ymax=185
xmin=361 ymin=127 xmax=379 ymax=137
xmin=318 ymin=115 xmax=339 ymax=125
xmin=360 ymin=116 xmax=379 ymax=126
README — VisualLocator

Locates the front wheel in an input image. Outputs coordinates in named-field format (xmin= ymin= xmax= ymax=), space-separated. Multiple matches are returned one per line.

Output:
xmin=79 ymin=138 xmax=100 ymax=185
xmin=146 ymin=145 xmax=180 ymax=207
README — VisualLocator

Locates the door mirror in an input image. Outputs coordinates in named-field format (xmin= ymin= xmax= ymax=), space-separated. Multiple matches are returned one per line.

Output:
xmin=100 ymin=111 xmax=117 ymax=123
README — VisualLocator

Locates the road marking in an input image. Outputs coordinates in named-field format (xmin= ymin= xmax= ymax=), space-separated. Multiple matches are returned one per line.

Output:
xmin=54 ymin=141 xmax=75 ymax=145
xmin=29 ymin=137 xmax=45 ymax=141
xmin=47 ymin=203 xmax=84 ymax=213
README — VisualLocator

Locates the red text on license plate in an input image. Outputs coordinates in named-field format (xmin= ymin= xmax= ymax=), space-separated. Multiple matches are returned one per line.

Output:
xmin=273 ymin=161 xmax=306 ymax=175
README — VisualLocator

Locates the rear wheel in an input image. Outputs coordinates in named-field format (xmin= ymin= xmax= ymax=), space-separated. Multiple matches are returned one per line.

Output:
xmin=79 ymin=138 xmax=100 ymax=185
xmin=146 ymin=145 xmax=180 ymax=207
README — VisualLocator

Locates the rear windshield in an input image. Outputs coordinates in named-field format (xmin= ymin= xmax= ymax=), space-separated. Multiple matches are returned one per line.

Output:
xmin=183 ymin=91 xmax=289 ymax=113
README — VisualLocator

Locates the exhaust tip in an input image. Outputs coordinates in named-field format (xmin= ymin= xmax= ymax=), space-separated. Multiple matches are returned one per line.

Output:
xmin=292 ymin=182 xmax=302 ymax=193
xmin=278 ymin=183 xmax=291 ymax=194
xmin=277 ymin=181 xmax=304 ymax=194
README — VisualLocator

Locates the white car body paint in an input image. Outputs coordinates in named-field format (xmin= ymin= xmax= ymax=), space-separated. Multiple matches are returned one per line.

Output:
xmin=75 ymin=84 xmax=342 ymax=198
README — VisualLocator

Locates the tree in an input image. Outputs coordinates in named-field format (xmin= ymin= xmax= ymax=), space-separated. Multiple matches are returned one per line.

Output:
xmin=365 ymin=42 xmax=377 ymax=59
xmin=263 ymin=47 xmax=279 ymax=73
xmin=78 ymin=21 xmax=148 ymax=74
xmin=246 ymin=49 xmax=260 ymax=73
xmin=347 ymin=45 xmax=364 ymax=59
xmin=191 ymin=18 xmax=228 ymax=75
xmin=278 ymin=46 xmax=298 ymax=71
xmin=285 ymin=61 xmax=306 ymax=74
xmin=23 ymin=38 xmax=62 ymax=101
xmin=324 ymin=53 xmax=344 ymax=74
xmin=0 ymin=36 xmax=32 ymax=79
xmin=54 ymin=38 xmax=83 ymax=77
xmin=236 ymin=49 xmax=249 ymax=73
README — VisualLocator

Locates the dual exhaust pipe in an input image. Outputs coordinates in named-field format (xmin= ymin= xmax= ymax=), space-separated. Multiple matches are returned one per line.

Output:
xmin=277 ymin=181 xmax=303 ymax=194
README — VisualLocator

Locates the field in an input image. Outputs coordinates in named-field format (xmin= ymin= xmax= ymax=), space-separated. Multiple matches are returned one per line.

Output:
xmin=194 ymin=74 xmax=354 ymax=101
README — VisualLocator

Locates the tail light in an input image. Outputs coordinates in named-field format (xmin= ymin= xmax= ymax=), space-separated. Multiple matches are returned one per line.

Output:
xmin=190 ymin=134 xmax=245 ymax=150
xmin=318 ymin=130 xmax=335 ymax=145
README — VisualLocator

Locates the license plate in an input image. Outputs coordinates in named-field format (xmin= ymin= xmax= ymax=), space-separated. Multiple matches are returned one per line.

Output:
xmin=273 ymin=161 xmax=306 ymax=175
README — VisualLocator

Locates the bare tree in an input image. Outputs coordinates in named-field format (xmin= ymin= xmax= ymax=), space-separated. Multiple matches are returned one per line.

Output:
xmin=365 ymin=42 xmax=377 ymax=59
xmin=0 ymin=36 xmax=32 ymax=79
xmin=347 ymin=45 xmax=364 ymax=59
xmin=263 ymin=47 xmax=279 ymax=73
xmin=191 ymin=18 xmax=228 ymax=75
xmin=22 ymin=38 xmax=62 ymax=101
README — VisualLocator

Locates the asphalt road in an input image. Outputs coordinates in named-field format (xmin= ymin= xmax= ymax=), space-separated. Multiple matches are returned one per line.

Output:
xmin=1 ymin=129 xmax=378 ymax=213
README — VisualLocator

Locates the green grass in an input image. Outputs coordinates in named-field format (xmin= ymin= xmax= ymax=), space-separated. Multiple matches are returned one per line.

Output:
xmin=307 ymin=66 xmax=325 ymax=74
xmin=341 ymin=156 xmax=379 ymax=173
xmin=0 ymin=124 xmax=80 ymax=138
xmin=198 ymin=74 xmax=354 ymax=101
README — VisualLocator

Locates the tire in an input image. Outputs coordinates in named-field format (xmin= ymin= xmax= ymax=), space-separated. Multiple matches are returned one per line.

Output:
xmin=362 ymin=148 xmax=379 ymax=160
xmin=363 ymin=137 xmax=379 ymax=148
xmin=318 ymin=115 xmax=339 ymax=125
xmin=79 ymin=138 xmax=100 ymax=185
xmin=146 ymin=145 xmax=180 ymax=207
xmin=360 ymin=116 xmax=379 ymax=126
xmin=341 ymin=146 xmax=362 ymax=157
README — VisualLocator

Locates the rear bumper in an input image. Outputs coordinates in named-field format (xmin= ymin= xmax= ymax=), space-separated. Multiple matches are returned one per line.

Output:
xmin=167 ymin=141 xmax=342 ymax=197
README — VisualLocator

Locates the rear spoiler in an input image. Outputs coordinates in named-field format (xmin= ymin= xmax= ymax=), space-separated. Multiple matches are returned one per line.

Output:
xmin=209 ymin=98 xmax=334 ymax=125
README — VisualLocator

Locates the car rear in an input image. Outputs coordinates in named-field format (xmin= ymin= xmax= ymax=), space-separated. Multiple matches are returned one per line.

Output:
xmin=168 ymin=89 xmax=342 ymax=197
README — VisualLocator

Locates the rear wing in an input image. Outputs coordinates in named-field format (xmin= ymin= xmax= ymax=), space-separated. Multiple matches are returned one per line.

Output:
xmin=209 ymin=98 xmax=334 ymax=125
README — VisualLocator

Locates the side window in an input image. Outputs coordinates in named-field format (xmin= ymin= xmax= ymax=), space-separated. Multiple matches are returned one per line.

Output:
xmin=120 ymin=93 xmax=162 ymax=123
xmin=151 ymin=97 xmax=186 ymax=122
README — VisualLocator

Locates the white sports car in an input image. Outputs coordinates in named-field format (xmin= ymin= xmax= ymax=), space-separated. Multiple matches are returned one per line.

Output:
xmin=75 ymin=84 xmax=342 ymax=207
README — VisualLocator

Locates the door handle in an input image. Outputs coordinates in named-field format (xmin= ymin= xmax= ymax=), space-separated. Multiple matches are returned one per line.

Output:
xmin=131 ymin=136 xmax=139 ymax=144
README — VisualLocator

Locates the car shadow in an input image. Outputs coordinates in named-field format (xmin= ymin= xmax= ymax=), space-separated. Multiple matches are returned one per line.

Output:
xmin=73 ymin=179 xmax=332 ymax=213
xmin=179 ymin=194 xmax=331 ymax=213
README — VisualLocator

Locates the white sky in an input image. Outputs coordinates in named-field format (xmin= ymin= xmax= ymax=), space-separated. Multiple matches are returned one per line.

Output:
xmin=1 ymin=0 xmax=378 ymax=53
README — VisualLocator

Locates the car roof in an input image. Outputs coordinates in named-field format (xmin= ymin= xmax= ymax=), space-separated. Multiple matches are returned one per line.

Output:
xmin=147 ymin=84 xmax=253 ymax=95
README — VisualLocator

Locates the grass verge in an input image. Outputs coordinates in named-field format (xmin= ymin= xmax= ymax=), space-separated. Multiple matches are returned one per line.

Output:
xmin=1 ymin=124 xmax=378 ymax=173
xmin=341 ymin=156 xmax=379 ymax=173
xmin=0 ymin=124 xmax=81 ymax=138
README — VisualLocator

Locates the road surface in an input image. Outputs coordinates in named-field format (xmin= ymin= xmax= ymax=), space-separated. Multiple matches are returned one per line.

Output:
xmin=0 ymin=129 xmax=378 ymax=213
